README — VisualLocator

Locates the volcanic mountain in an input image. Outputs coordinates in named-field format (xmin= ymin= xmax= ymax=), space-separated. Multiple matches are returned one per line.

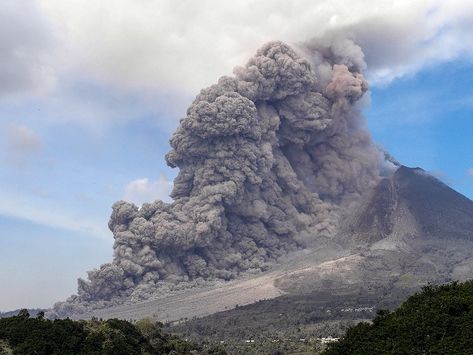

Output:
xmin=52 ymin=40 xmax=473 ymax=321
xmin=345 ymin=165 xmax=473 ymax=246
xmin=62 ymin=165 xmax=473 ymax=322
xmin=274 ymin=165 xmax=473 ymax=298
xmin=151 ymin=170 xmax=473 ymax=342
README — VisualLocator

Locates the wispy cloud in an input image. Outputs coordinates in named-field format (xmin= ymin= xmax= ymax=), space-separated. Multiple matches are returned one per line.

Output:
xmin=123 ymin=175 xmax=173 ymax=206
xmin=0 ymin=1 xmax=55 ymax=97
xmin=467 ymin=168 xmax=473 ymax=177
xmin=0 ymin=188 xmax=110 ymax=239
xmin=3 ymin=122 xmax=42 ymax=167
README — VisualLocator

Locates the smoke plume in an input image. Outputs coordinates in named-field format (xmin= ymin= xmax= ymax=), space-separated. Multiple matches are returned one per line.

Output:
xmin=55 ymin=39 xmax=382 ymax=314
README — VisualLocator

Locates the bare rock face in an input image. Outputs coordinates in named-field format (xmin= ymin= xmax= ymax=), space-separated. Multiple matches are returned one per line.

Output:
xmin=345 ymin=176 xmax=398 ymax=244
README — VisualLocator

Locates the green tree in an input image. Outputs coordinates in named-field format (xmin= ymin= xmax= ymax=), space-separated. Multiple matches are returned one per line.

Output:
xmin=16 ymin=309 xmax=29 ymax=319
xmin=36 ymin=311 xmax=45 ymax=320
xmin=324 ymin=280 xmax=473 ymax=354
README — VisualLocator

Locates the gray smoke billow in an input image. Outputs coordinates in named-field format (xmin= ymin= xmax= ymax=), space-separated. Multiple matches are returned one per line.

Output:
xmin=55 ymin=40 xmax=383 ymax=314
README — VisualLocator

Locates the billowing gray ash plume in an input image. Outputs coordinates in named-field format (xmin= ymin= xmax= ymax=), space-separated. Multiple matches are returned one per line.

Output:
xmin=55 ymin=40 xmax=383 ymax=313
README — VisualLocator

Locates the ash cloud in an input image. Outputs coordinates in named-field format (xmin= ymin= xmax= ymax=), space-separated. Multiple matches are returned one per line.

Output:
xmin=55 ymin=40 xmax=382 ymax=314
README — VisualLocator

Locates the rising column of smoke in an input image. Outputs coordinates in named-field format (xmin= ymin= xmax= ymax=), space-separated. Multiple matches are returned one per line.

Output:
xmin=54 ymin=40 xmax=381 ymax=314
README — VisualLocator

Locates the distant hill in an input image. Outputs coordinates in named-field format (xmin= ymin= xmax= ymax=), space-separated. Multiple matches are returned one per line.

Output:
xmin=278 ymin=166 xmax=473 ymax=296
xmin=0 ymin=309 xmax=45 ymax=319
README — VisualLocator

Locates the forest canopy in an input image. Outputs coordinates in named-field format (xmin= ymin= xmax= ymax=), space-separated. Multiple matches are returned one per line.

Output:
xmin=0 ymin=312 xmax=223 ymax=355
xmin=325 ymin=280 xmax=473 ymax=354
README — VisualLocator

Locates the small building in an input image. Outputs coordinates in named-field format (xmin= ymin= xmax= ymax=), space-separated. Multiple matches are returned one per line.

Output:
xmin=321 ymin=336 xmax=340 ymax=344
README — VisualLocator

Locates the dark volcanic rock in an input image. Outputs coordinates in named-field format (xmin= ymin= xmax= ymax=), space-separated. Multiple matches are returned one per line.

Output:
xmin=394 ymin=166 xmax=473 ymax=241
xmin=348 ymin=176 xmax=397 ymax=244
xmin=346 ymin=165 xmax=473 ymax=245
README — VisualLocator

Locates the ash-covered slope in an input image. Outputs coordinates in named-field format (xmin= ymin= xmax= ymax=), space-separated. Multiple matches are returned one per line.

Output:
xmin=345 ymin=166 xmax=473 ymax=245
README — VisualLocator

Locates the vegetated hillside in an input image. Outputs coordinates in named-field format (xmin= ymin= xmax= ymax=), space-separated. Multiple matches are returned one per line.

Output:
xmin=324 ymin=280 xmax=473 ymax=354
xmin=167 ymin=284 xmax=414 ymax=354
xmin=0 ymin=310 xmax=223 ymax=355
xmin=169 ymin=287 xmax=389 ymax=341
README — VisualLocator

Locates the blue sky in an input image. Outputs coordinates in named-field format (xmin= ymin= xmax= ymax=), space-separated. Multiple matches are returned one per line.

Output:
xmin=365 ymin=60 xmax=473 ymax=199
xmin=1 ymin=0 xmax=473 ymax=311
xmin=367 ymin=59 xmax=473 ymax=199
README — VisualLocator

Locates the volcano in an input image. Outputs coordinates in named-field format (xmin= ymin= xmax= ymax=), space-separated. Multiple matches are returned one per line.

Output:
xmin=52 ymin=40 xmax=473 ymax=321
xmin=275 ymin=165 xmax=473 ymax=297
xmin=61 ymin=165 xmax=473 ymax=322
xmin=345 ymin=165 xmax=473 ymax=246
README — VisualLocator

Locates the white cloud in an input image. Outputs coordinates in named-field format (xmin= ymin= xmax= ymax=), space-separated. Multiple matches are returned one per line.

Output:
xmin=3 ymin=123 xmax=42 ymax=167
xmin=0 ymin=188 xmax=110 ymax=239
xmin=467 ymin=168 xmax=473 ymax=177
xmin=36 ymin=0 xmax=473 ymax=94
xmin=0 ymin=1 xmax=55 ymax=97
xmin=123 ymin=175 xmax=173 ymax=206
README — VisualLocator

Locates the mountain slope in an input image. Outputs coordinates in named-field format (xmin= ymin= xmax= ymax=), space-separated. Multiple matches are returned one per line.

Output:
xmin=64 ymin=166 xmax=473 ymax=326
xmin=346 ymin=166 xmax=473 ymax=245
xmin=164 ymin=167 xmax=473 ymax=344
xmin=396 ymin=166 xmax=473 ymax=241
xmin=278 ymin=166 xmax=473 ymax=294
